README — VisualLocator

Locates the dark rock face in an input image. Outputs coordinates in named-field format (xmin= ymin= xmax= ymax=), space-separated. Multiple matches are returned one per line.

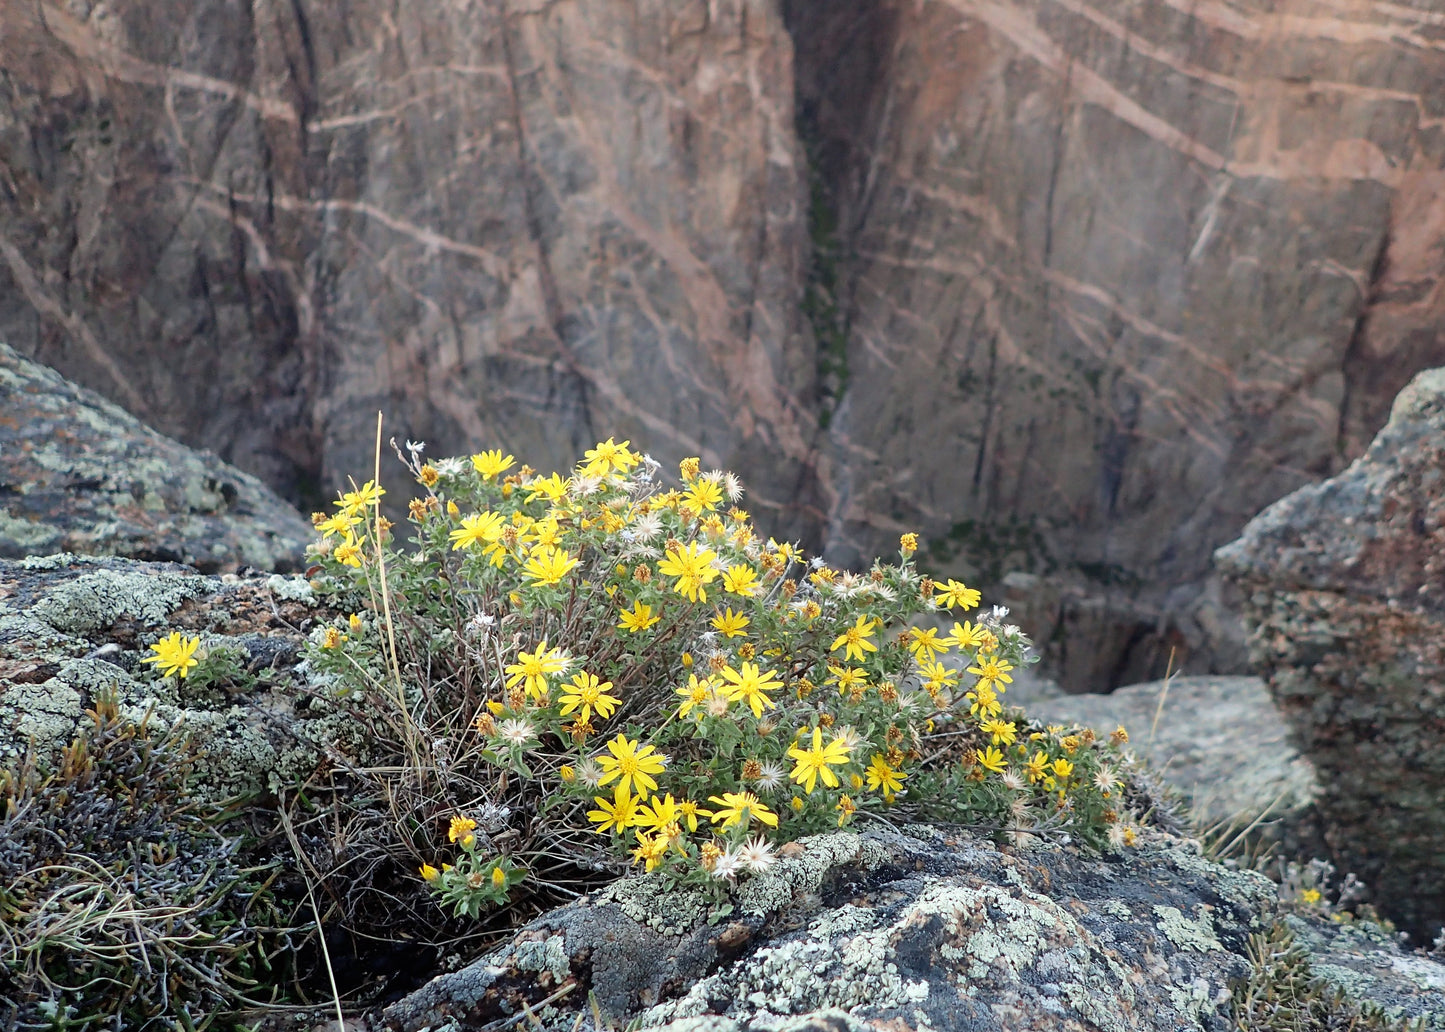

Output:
xmin=383 ymin=827 xmax=1275 ymax=1032
xmin=0 ymin=344 xmax=312 ymax=571
xmin=1217 ymin=368 xmax=1445 ymax=943
xmin=787 ymin=0 xmax=1445 ymax=686
xmin=5 ymin=0 xmax=1445 ymax=689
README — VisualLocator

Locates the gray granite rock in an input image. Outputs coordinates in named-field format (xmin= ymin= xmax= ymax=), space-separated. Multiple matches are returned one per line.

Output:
xmin=0 ymin=345 xmax=312 ymax=572
xmin=383 ymin=827 xmax=1275 ymax=1032
xmin=1217 ymin=368 xmax=1445 ymax=943
xmin=1035 ymin=676 xmax=1317 ymax=828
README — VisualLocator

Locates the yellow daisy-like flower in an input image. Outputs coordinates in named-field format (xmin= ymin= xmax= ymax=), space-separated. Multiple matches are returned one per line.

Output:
xmin=448 ymin=815 xmax=478 ymax=847
xmin=522 ymin=544 xmax=580 ymax=586
xmin=830 ymin=615 xmax=879 ymax=663
xmin=558 ymin=671 xmax=621 ymax=724
xmin=967 ymin=683 xmax=1002 ymax=718
xmin=900 ymin=532 xmax=918 ymax=555
xmin=634 ymin=793 xmax=685 ymax=832
xmin=685 ymin=476 xmax=723 ymax=513
xmin=906 ymin=626 xmax=947 ymax=664
xmin=658 ymin=541 xmax=721 ymax=603
xmin=946 ymin=620 xmax=986 ymax=650
xmin=470 ymin=449 xmax=516 ymax=481
xmin=675 ymin=673 xmax=715 ymax=718
xmin=1051 ymin=757 xmax=1074 ymax=780
xmin=333 ymin=534 xmax=364 ymax=567
xmin=142 ymin=631 xmax=202 ymax=680
xmin=449 ymin=511 xmax=506 ymax=551
xmin=334 ymin=480 xmax=385 ymax=517
xmin=677 ymin=799 xmax=709 ymax=832
xmin=631 ymin=831 xmax=671 ymax=872
xmin=588 ymin=786 xmax=643 ymax=834
xmin=967 ymin=656 xmax=1014 ymax=694
xmin=864 ymin=753 xmax=907 ymax=801
xmin=826 ymin=664 xmax=868 ymax=695
xmin=316 ymin=511 xmax=361 ymax=539
xmin=787 ymin=727 xmax=851 ymax=795
xmin=581 ymin=437 xmax=640 ymax=477
xmin=980 ymin=719 xmax=1017 ymax=746
xmin=504 ymin=641 xmax=570 ymax=700
xmin=1024 ymin=751 xmax=1051 ymax=784
xmin=719 ymin=661 xmax=782 ymax=718
xmin=595 ymin=734 xmax=667 ymax=797
xmin=976 ymin=746 xmax=1008 ymax=775
xmin=935 ymin=579 xmax=982 ymax=611
xmin=711 ymin=607 xmax=750 ymax=639
xmin=618 ymin=601 xmax=661 ymax=633
xmin=707 ymin=791 xmax=778 ymax=830
xmin=525 ymin=472 xmax=569 ymax=504
xmin=835 ymin=794 xmax=857 ymax=826
xmin=917 ymin=660 xmax=958 ymax=692
xmin=419 ymin=863 xmax=440 ymax=882
xmin=722 ymin=564 xmax=760 ymax=597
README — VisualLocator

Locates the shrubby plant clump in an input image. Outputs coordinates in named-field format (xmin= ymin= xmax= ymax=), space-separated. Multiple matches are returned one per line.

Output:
xmin=305 ymin=439 xmax=1138 ymax=918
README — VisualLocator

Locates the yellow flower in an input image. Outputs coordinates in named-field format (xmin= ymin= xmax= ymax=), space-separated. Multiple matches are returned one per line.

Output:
xmin=676 ymin=799 xmax=708 ymax=832
xmin=864 ymin=754 xmax=907 ymax=801
xmin=559 ymin=765 xmax=576 ymax=783
xmin=658 ymin=541 xmax=721 ymax=603
xmin=707 ymin=791 xmax=778 ymax=829
xmin=504 ymin=641 xmax=570 ymax=700
xmin=826 ymin=665 xmax=868 ymax=694
xmin=348 ymin=613 xmax=363 ymax=633
xmin=976 ymin=746 xmax=1008 ymax=775
xmin=980 ymin=719 xmax=1017 ymax=746
xmin=588 ymin=786 xmax=643 ymax=834
xmin=946 ymin=620 xmax=985 ymax=650
xmin=719 ymin=661 xmax=782 ymax=718
xmin=967 ymin=683 xmax=1002 ymax=718
xmin=686 ymin=476 xmax=723 ymax=513
xmin=419 ymin=863 xmax=440 ymax=882
xmin=525 ymin=472 xmax=569 ymax=504
xmin=522 ymin=544 xmax=580 ymax=586
xmin=722 ymin=564 xmax=760 ymax=597
xmin=906 ymin=627 xmax=947 ymax=663
xmin=634 ymin=793 xmax=686 ymax=832
xmin=1110 ymin=725 xmax=1130 ymax=746
xmin=618 ymin=601 xmax=661 ymax=633
xmin=1301 ymin=888 xmax=1323 ymax=905
xmin=675 ymin=673 xmax=714 ymax=717
xmin=316 ymin=511 xmax=361 ymax=539
xmin=321 ymin=627 xmax=345 ymax=649
xmin=711 ymin=607 xmax=750 ymax=638
xmin=558 ymin=672 xmax=621 ymax=724
xmin=830 ymin=615 xmax=879 ymax=663
xmin=449 ymin=511 xmax=506 ymax=551
xmin=935 ymin=580 xmax=982 ymax=610
xmin=333 ymin=534 xmax=364 ymax=567
xmin=967 ymin=657 xmax=1014 ymax=694
xmin=334 ymin=480 xmax=385 ymax=516
xmin=1024 ymin=751 xmax=1050 ymax=784
xmin=917 ymin=661 xmax=958 ymax=693
xmin=448 ymin=816 xmax=478 ymax=847
xmin=1051 ymin=757 xmax=1074 ymax=780
xmin=631 ymin=831 xmax=670 ymax=872
xmin=835 ymin=794 xmax=857 ymax=826
xmin=491 ymin=866 xmax=508 ymax=890
xmin=900 ymin=532 xmax=918 ymax=555
xmin=787 ymin=727 xmax=851 ymax=794
xmin=679 ymin=456 xmax=701 ymax=481
xmin=595 ymin=734 xmax=667 ymax=797
xmin=581 ymin=437 xmax=639 ymax=477
xmin=470 ymin=449 xmax=516 ymax=480
xmin=142 ymin=631 xmax=202 ymax=680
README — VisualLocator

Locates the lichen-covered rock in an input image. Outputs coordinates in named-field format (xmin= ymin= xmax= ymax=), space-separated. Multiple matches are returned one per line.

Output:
xmin=0 ymin=554 xmax=344 ymax=797
xmin=1286 ymin=914 xmax=1445 ymax=1029
xmin=0 ymin=344 xmax=312 ymax=572
xmin=382 ymin=827 xmax=1276 ymax=1032
xmin=1036 ymin=676 xmax=1318 ymax=828
xmin=1216 ymin=368 xmax=1445 ymax=943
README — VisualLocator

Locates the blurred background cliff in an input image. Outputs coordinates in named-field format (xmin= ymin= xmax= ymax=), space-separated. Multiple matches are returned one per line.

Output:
xmin=3 ymin=0 xmax=1443 ymax=691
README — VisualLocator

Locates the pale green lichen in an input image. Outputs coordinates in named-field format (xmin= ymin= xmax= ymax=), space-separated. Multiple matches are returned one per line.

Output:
xmin=30 ymin=567 xmax=205 ymax=633
xmin=1153 ymin=905 xmax=1224 ymax=953
xmin=735 ymin=832 xmax=885 ymax=918
xmin=597 ymin=875 xmax=712 ymax=935
xmin=509 ymin=936 xmax=569 ymax=980
xmin=0 ymin=509 xmax=61 ymax=552
xmin=266 ymin=574 xmax=316 ymax=604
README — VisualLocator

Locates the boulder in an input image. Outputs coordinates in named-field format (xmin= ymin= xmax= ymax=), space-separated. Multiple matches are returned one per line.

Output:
xmin=1035 ymin=676 xmax=1317 ymax=830
xmin=383 ymin=827 xmax=1276 ymax=1032
xmin=0 ymin=553 xmax=344 ymax=796
xmin=1217 ymin=368 xmax=1445 ymax=943
xmin=0 ymin=344 xmax=312 ymax=572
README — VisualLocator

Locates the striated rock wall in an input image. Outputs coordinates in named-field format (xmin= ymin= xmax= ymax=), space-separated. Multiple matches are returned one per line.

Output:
xmin=788 ymin=0 xmax=1445 ymax=686
xmin=4 ymin=0 xmax=1445 ymax=688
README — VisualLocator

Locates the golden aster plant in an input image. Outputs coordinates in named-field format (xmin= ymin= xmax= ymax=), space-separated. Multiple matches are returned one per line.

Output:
xmin=304 ymin=440 xmax=1137 ymax=920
